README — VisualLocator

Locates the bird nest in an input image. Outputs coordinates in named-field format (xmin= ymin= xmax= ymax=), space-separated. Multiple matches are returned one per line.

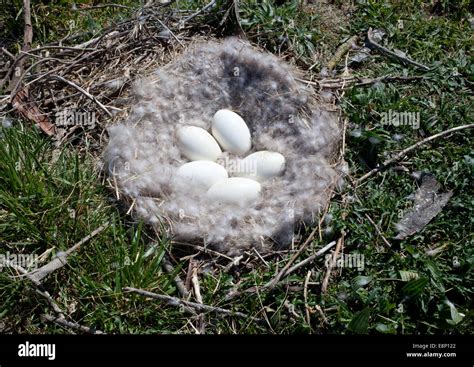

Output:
xmin=104 ymin=37 xmax=343 ymax=256
xmin=1 ymin=3 xmax=345 ymax=257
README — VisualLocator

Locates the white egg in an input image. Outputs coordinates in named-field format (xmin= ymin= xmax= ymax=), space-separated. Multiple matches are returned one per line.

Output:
xmin=212 ymin=109 xmax=251 ymax=155
xmin=176 ymin=125 xmax=222 ymax=161
xmin=236 ymin=151 xmax=286 ymax=182
xmin=206 ymin=177 xmax=261 ymax=204
xmin=175 ymin=161 xmax=228 ymax=190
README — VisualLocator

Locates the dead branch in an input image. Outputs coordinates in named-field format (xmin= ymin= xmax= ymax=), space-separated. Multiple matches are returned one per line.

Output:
xmin=191 ymin=263 xmax=205 ymax=333
xmin=77 ymin=3 xmax=133 ymax=11
xmin=284 ymin=241 xmax=337 ymax=275
xmin=264 ymin=223 xmax=326 ymax=289
xmin=178 ymin=0 xmax=217 ymax=28
xmin=297 ymin=75 xmax=423 ymax=90
xmin=123 ymin=287 xmax=260 ymax=322
xmin=365 ymin=213 xmax=391 ymax=247
xmin=49 ymin=75 xmax=113 ymax=117
xmin=366 ymin=27 xmax=430 ymax=71
xmin=1 ymin=47 xmax=15 ymax=61
xmin=162 ymin=256 xmax=189 ymax=298
xmin=5 ymin=261 xmax=65 ymax=318
xmin=303 ymin=271 xmax=312 ymax=328
xmin=225 ymin=240 xmax=336 ymax=300
xmin=5 ymin=0 xmax=33 ymax=94
xmin=327 ymin=35 xmax=359 ymax=71
xmin=357 ymin=123 xmax=474 ymax=183
xmin=28 ymin=222 xmax=110 ymax=283
xmin=41 ymin=314 xmax=104 ymax=334
xmin=321 ymin=235 xmax=344 ymax=293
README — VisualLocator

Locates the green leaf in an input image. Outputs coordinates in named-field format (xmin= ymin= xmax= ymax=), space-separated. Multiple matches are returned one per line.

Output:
xmin=348 ymin=307 xmax=370 ymax=334
xmin=399 ymin=270 xmax=419 ymax=282
xmin=445 ymin=300 xmax=465 ymax=325
xmin=351 ymin=275 xmax=373 ymax=290
xmin=375 ymin=322 xmax=397 ymax=334
xmin=401 ymin=277 xmax=428 ymax=298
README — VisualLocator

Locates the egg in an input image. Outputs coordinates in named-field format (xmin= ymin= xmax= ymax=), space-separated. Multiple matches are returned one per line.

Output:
xmin=176 ymin=126 xmax=222 ymax=161
xmin=236 ymin=151 xmax=286 ymax=182
xmin=175 ymin=161 xmax=228 ymax=190
xmin=212 ymin=109 xmax=251 ymax=155
xmin=206 ymin=177 xmax=261 ymax=204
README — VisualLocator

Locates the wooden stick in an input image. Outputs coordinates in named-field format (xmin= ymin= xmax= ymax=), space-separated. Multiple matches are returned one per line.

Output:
xmin=41 ymin=314 xmax=104 ymax=334
xmin=357 ymin=123 xmax=474 ymax=183
xmin=123 ymin=287 xmax=259 ymax=321
xmin=77 ymin=3 xmax=133 ymax=10
xmin=321 ymin=236 xmax=344 ymax=293
xmin=284 ymin=241 xmax=337 ymax=276
xmin=191 ymin=263 xmax=205 ymax=334
xmin=264 ymin=222 xmax=326 ymax=289
xmin=365 ymin=213 xmax=391 ymax=247
xmin=1 ymin=47 xmax=15 ymax=60
xmin=327 ymin=35 xmax=359 ymax=71
xmin=162 ymin=257 xmax=189 ymax=299
xmin=6 ymin=0 xmax=33 ymax=94
xmin=49 ymin=75 xmax=113 ymax=117
xmin=5 ymin=261 xmax=65 ymax=318
xmin=28 ymin=222 xmax=109 ymax=282
xmin=178 ymin=0 xmax=217 ymax=28
xmin=225 ymin=240 xmax=336 ymax=300
xmin=303 ymin=271 xmax=312 ymax=328
xmin=366 ymin=28 xmax=430 ymax=71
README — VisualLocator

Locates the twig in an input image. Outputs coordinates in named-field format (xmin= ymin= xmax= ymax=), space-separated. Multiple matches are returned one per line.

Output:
xmin=357 ymin=123 xmax=474 ymax=183
xmin=154 ymin=17 xmax=184 ymax=47
xmin=303 ymin=271 xmax=312 ymax=328
xmin=6 ymin=0 xmax=33 ymax=94
xmin=365 ymin=213 xmax=391 ymax=247
xmin=173 ymin=241 xmax=234 ymax=261
xmin=41 ymin=314 xmax=104 ymax=334
xmin=178 ymin=0 xmax=217 ymax=28
xmin=162 ymin=257 xmax=189 ymax=298
xmin=25 ymin=45 xmax=97 ymax=53
xmin=297 ymin=75 xmax=423 ymax=90
xmin=77 ymin=3 xmax=133 ymax=10
xmin=49 ymin=75 xmax=113 ymax=117
xmin=28 ymin=222 xmax=110 ymax=282
xmin=9 ymin=57 xmax=65 ymax=104
xmin=191 ymin=263 xmax=205 ymax=334
xmin=5 ymin=261 xmax=65 ymax=318
xmin=225 ymin=241 xmax=336 ymax=300
xmin=264 ymin=224 xmax=322 ymax=290
xmin=6 ymin=261 xmax=104 ymax=335
xmin=1 ymin=47 xmax=15 ymax=61
xmin=219 ymin=0 xmax=245 ymax=37
xmin=284 ymin=241 xmax=337 ymax=276
xmin=327 ymin=35 xmax=359 ymax=71
xmin=366 ymin=27 xmax=430 ymax=71
xmin=354 ymin=75 xmax=423 ymax=87
xmin=321 ymin=235 xmax=344 ymax=293
xmin=123 ymin=287 xmax=259 ymax=321
xmin=315 ymin=304 xmax=328 ymax=326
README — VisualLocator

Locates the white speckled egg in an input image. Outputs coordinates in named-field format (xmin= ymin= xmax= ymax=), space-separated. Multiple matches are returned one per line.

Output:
xmin=175 ymin=161 xmax=228 ymax=190
xmin=206 ymin=177 xmax=261 ymax=204
xmin=176 ymin=126 xmax=222 ymax=161
xmin=212 ymin=109 xmax=251 ymax=155
xmin=236 ymin=151 xmax=286 ymax=182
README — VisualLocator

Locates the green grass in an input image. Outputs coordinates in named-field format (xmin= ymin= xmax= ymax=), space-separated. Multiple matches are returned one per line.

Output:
xmin=0 ymin=0 xmax=472 ymax=334
xmin=0 ymin=0 xmax=138 ymax=48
